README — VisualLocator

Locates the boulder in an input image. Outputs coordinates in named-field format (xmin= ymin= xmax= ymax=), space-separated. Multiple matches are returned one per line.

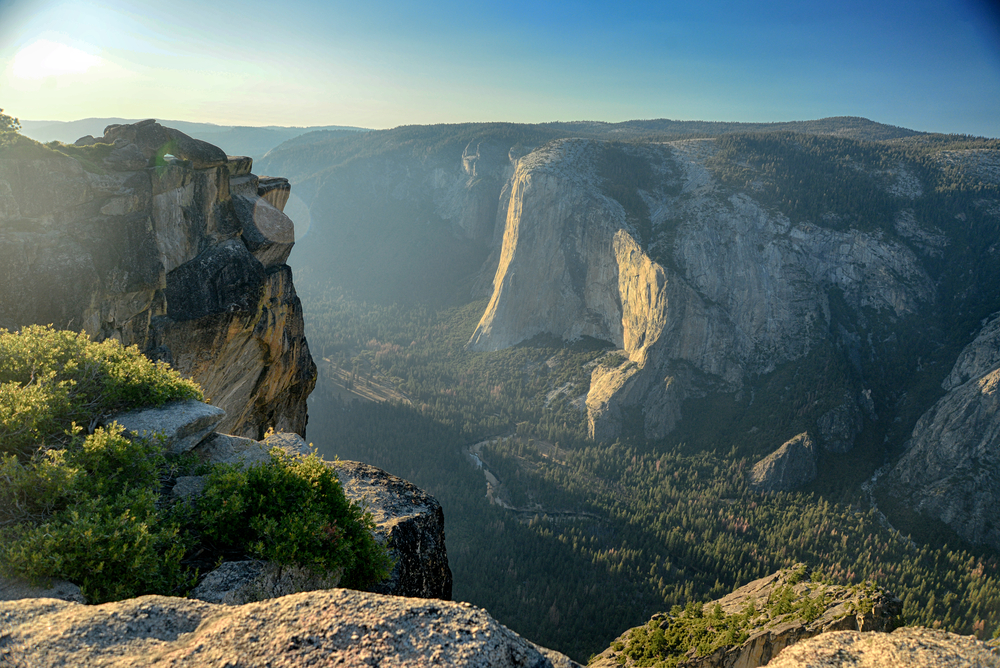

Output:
xmin=768 ymin=627 xmax=1000 ymax=668
xmin=106 ymin=399 xmax=226 ymax=455
xmin=257 ymin=175 xmax=291 ymax=211
xmin=181 ymin=431 xmax=453 ymax=601
xmin=749 ymin=433 xmax=818 ymax=492
xmin=336 ymin=460 xmax=453 ymax=600
xmin=0 ymin=589 xmax=580 ymax=668
xmin=0 ymin=575 xmax=85 ymax=604
xmin=234 ymin=193 xmax=295 ymax=267
xmin=103 ymin=119 xmax=228 ymax=169
xmin=189 ymin=560 xmax=342 ymax=606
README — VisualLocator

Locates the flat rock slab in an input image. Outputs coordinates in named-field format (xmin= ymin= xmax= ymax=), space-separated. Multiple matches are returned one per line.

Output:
xmin=768 ymin=627 xmax=1000 ymax=668
xmin=0 ymin=589 xmax=579 ymax=668
xmin=107 ymin=400 xmax=225 ymax=455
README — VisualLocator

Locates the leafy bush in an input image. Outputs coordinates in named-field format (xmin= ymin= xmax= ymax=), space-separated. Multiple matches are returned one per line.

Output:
xmin=197 ymin=449 xmax=392 ymax=589
xmin=0 ymin=326 xmax=391 ymax=602
xmin=0 ymin=325 xmax=202 ymax=459
xmin=0 ymin=424 xmax=194 ymax=602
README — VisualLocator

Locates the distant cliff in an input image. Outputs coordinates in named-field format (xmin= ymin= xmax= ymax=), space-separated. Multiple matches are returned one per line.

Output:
xmin=884 ymin=311 xmax=1000 ymax=551
xmin=469 ymin=138 xmax=935 ymax=443
xmin=0 ymin=120 xmax=316 ymax=438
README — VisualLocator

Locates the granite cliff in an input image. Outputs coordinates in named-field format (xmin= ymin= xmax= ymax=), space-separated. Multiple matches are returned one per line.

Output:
xmin=883 ymin=311 xmax=1000 ymax=551
xmin=0 ymin=120 xmax=315 ymax=438
xmin=469 ymin=138 xmax=934 ymax=443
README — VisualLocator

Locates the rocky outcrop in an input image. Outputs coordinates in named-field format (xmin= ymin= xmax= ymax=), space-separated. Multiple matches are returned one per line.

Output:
xmin=884 ymin=312 xmax=1000 ymax=551
xmin=591 ymin=566 xmax=902 ymax=668
xmin=335 ymin=460 xmax=453 ymax=600
xmin=186 ymin=430 xmax=452 ymax=601
xmin=468 ymin=138 xmax=934 ymax=441
xmin=767 ymin=627 xmax=1000 ymax=668
xmin=0 ymin=589 xmax=580 ymax=668
xmin=0 ymin=120 xmax=316 ymax=439
xmin=749 ymin=433 xmax=818 ymax=492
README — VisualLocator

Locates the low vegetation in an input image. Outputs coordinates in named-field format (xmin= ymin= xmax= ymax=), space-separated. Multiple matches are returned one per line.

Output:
xmin=0 ymin=325 xmax=390 ymax=603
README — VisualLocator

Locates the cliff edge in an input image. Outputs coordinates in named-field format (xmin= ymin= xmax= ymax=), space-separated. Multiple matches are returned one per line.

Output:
xmin=0 ymin=120 xmax=316 ymax=438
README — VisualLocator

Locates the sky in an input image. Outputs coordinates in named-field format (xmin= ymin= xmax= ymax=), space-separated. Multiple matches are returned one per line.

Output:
xmin=0 ymin=0 xmax=998 ymax=136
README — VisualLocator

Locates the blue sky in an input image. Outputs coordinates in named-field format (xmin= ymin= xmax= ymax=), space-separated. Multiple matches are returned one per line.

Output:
xmin=0 ymin=0 xmax=998 ymax=135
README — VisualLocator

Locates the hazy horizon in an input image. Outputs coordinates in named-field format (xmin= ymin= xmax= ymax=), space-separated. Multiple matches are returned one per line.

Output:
xmin=1 ymin=0 xmax=999 ymax=137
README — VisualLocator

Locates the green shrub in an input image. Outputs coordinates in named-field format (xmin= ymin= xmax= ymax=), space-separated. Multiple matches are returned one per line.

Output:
xmin=198 ymin=449 xmax=393 ymax=589
xmin=0 ymin=326 xmax=391 ymax=602
xmin=0 ymin=425 xmax=194 ymax=602
xmin=0 ymin=325 xmax=202 ymax=459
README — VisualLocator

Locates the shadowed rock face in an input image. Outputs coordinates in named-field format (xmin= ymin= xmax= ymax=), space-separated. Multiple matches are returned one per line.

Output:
xmin=885 ymin=312 xmax=1000 ymax=551
xmin=0 ymin=120 xmax=316 ymax=439
xmin=0 ymin=589 xmax=580 ymax=668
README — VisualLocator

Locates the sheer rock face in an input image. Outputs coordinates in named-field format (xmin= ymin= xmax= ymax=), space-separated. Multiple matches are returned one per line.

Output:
xmin=0 ymin=589 xmax=580 ymax=668
xmin=591 ymin=567 xmax=902 ymax=668
xmin=749 ymin=433 xmax=818 ymax=493
xmin=885 ymin=312 xmax=1000 ymax=551
xmin=0 ymin=120 xmax=316 ymax=439
xmin=468 ymin=139 xmax=933 ymax=441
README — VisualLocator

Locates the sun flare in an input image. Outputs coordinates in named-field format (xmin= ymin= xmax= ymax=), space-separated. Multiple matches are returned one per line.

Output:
xmin=12 ymin=39 xmax=102 ymax=80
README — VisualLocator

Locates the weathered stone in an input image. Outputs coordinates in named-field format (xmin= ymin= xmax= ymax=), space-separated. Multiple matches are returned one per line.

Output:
xmin=592 ymin=566 xmax=902 ymax=668
xmin=767 ymin=627 xmax=1000 ymax=668
xmin=0 ymin=575 xmax=85 ymax=604
xmin=103 ymin=119 xmax=228 ymax=169
xmin=257 ymin=175 xmax=290 ymax=211
xmin=234 ymin=193 xmax=295 ymax=267
xmin=102 ymin=141 xmax=147 ymax=171
xmin=0 ymin=589 xmax=579 ymax=668
xmin=164 ymin=239 xmax=266 ymax=321
xmin=179 ymin=434 xmax=451 ymax=601
xmin=0 ymin=122 xmax=314 ymax=439
xmin=190 ymin=430 xmax=309 ymax=469
xmin=189 ymin=561 xmax=342 ymax=606
xmin=336 ymin=460 xmax=453 ymax=600
xmin=749 ymin=433 xmax=818 ymax=492
xmin=107 ymin=399 xmax=226 ymax=455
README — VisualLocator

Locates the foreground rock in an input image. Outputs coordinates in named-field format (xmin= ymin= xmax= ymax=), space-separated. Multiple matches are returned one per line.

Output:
xmin=767 ymin=627 xmax=1000 ymax=668
xmin=0 ymin=120 xmax=316 ymax=439
xmin=885 ymin=311 xmax=1000 ymax=551
xmin=591 ymin=566 xmax=901 ymax=668
xmin=0 ymin=589 xmax=579 ymax=668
